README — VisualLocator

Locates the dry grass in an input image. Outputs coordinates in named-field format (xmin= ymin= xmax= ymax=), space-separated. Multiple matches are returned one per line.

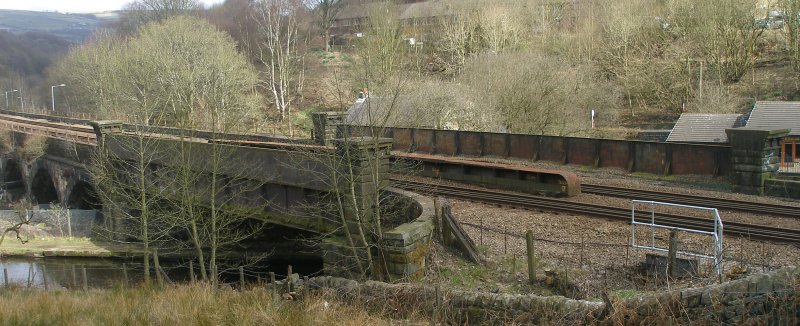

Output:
xmin=0 ymin=285 xmax=416 ymax=326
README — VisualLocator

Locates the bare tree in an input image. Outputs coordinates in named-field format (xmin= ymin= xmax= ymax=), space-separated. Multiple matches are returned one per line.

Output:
xmin=307 ymin=0 xmax=343 ymax=52
xmin=254 ymin=0 xmax=306 ymax=135
xmin=121 ymin=0 xmax=202 ymax=33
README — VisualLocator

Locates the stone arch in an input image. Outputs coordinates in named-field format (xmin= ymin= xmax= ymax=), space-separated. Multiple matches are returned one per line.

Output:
xmin=65 ymin=181 xmax=102 ymax=210
xmin=30 ymin=166 xmax=59 ymax=205
xmin=1 ymin=158 xmax=25 ymax=201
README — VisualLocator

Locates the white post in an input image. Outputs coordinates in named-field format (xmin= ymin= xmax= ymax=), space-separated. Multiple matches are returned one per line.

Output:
xmin=5 ymin=90 xmax=18 ymax=109
xmin=51 ymin=84 xmax=65 ymax=112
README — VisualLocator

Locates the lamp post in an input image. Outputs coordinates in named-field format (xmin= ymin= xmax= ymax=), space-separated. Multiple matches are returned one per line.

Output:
xmin=5 ymin=89 xmax=18 ymax=109
xmin=51 ymin=84 xmax=66 ymax=112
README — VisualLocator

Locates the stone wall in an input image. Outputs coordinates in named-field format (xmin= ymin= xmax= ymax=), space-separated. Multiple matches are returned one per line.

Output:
xmin=726 ymin=128 xmax=789 ymax=195
xmin=381 ymin=188 xmax=435 ymax=280
xmin=621 ymin=267 xmax=799 ymax=324
xmin=765 ymin=178 xmax=800 ymax=199
xmin=304 ymin=266 xmax=798 ymax=324
xmin=305 ymin=276 xmax=603 ymax=324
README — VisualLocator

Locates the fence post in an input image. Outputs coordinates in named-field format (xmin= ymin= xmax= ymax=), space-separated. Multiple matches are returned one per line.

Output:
xmin=239 ymin=266 xmax=245 ymax=289
xmin=504 ymin=226 xmax=508 ymax=255
xmin=269 ymin=272 xmax=277 ymax=301
xmin=122 ymin=263 xmax=128 ymax=287
xmin=189 ymin=261 xmax=195 ymax=283
xmin=153 ymin=249 xmax=163 ymax=287
xmin=526 ymin=230 xmax=536 ymax=284
xmin=287 ymin=265 xmax=293 ymax=292
xmin=67 ymin=209 xmax=72 ymax=239
xmin=81 ymin=265 xmax=88 ymax=291
xmin=668 ymin=229 xmax=678 ymax=278
xmin=3 ymin=268 xmax=8 ymax=287
xmin=42 ymin=265 xmax=48 ymax=290
xmin=71 ymin=265 xmax=77 ymax=288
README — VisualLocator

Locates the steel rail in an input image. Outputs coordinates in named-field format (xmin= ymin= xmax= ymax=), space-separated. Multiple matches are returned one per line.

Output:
xmin=582 ymin=184 xmax=800 ymax=218
xmin=392 ymin=179 xmax=800 ymax=245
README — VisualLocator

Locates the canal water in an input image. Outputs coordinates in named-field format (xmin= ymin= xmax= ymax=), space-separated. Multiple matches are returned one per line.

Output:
xmin=0 ymin=257 xmax=154 ymax=289
xmin=0 ymin=256 xmax=323 ymax=289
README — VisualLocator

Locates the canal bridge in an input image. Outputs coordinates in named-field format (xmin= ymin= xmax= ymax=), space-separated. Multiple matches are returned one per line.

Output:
xmin=0 ymin=110 xmax=435 ymax=280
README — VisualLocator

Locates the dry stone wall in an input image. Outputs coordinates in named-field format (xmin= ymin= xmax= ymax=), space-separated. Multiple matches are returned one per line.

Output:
xmin=305 ymin=266 xmax=798 ymax=324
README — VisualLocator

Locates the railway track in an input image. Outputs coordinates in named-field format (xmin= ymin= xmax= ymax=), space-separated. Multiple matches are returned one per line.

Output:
xmin=582 ymin=184 xmax=800 ymax=217
xmin=392 ymin=179 xmax=800 ymax=245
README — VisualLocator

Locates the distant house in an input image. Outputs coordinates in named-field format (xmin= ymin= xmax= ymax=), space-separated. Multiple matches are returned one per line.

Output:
xmin=666 ymin=113 xmax=747 ymax=144
xmin=744 ymin=101 xmax=800 ymax=171
xmin=346 ymin=94 xmax=437 ymax=128
xmin=330 ymin=0 xmax=451 ymax=47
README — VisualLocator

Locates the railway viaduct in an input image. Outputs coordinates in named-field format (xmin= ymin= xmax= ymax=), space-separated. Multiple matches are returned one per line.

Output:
xmin=0 ymin=109 xmax=796 ymax=279
xmin=0 ymin=112 xmax=436 ymax=280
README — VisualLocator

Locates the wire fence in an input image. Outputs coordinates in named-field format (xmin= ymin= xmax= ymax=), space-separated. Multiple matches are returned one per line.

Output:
xmin=455 ymin=216 xmax=796 ymax=299
xmin=0 ymin=258 xmax=315 ymax=292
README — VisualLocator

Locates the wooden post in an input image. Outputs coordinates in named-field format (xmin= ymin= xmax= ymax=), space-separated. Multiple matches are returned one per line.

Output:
xmin=526 ymin=230 xmax=536 ymax=284
xmin=153 ymin=249 xmax=163 ymax=287
xmin=503 ymin=226 xmax=508 ymax=255
xmin=42 ymin=265 xmax=48 ymax=290
xmin=81 ymin=265 xmax=88 ymax=291
xmin=67 ymin=210 xmax=72 ymax=239
xmin=442 ymin=211 xmax=452 ymax=246
xmin=479 ymin=217 xmax=483 ymax=246
xmin=71 ymin=265 xmax=77 ymax=288
xmin=668 ymin=229 xmax=678 ymax=278
xmin=122 ymin=263 xmax=128 ymax=287
xmin=189 ymin=261 xmax=195 ymax=283
xmin=287 ymin=265 xmax=293 ymax=292
xmin=303 ymin=276 xmax=309 ymax=296
xmin=269 ymin=272 xmax=277 ymax=301
xmin=511 ymin=254 xmax=517 ymax=275
xmin=580 ymin=234 xmax=585 ymax=267
xmin=239 ymin=266 xmax=245 ymax=289
xmin=3 ymin=268 xmax=8 ymax=287
xmin=434 ymin=197 xmax=443 ymax=242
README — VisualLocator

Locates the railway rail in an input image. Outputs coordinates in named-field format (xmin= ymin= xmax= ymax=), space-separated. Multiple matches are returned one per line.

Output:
xmin=581 ymin=184 xmax=800 ymax=217
xmin=392 ymin=178 xmax=800 ymax=245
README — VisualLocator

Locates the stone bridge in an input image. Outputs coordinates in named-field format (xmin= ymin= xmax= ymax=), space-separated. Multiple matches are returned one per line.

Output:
xmin=0 ymin=111 xmax=435 ymax=280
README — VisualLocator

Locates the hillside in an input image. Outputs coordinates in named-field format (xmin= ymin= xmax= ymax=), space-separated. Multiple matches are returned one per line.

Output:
xmin=0 ymin=9 xmax=119 ymax=42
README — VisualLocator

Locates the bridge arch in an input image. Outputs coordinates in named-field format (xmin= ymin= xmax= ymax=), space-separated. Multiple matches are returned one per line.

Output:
xmin=30 ymin=166 xmax=59 ymax=205
xmin=65 ymin=181 xmax=102 ymax=210
xmin=2 ymin=159 xmax=25 ymax=200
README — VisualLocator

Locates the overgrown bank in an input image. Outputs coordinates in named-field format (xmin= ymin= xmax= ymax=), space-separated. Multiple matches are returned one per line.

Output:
xmin=0 ymin=284 xmax=419 ymax=325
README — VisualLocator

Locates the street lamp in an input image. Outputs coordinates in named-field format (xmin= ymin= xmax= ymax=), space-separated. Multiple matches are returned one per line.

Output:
xmin=5 ymin=89 xmax=18 ymax=109
xmin=51 ymin=84 xmax=66 ymax=112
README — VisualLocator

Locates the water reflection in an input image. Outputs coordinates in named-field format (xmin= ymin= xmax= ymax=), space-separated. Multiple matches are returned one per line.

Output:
xmin=0 ymin=256 xmax=324 ymax=289
xmin=0 ymin=257 xmax=145 ymax=289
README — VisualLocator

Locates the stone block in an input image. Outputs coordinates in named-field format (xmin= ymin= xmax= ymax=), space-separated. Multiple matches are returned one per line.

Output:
xmin=681 ymin=288 xmax=704 ymax=308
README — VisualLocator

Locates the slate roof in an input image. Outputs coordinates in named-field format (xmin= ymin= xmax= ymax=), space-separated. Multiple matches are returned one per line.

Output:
xmin=346 ymin=95 xmax=432 ymax=128
xmin=745 ymin=101 xmax=800 ymax=136
xmin=666 ymin=113 xmax=747 ymax=143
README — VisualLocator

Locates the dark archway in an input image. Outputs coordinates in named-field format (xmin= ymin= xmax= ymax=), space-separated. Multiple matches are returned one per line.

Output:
xmin=3 ymin=159 xmax=25 ymax=199
xmin=30 ymin=168 xmax=59 ymax=205
xmin=66 ymin=181 xmax=102 ymax=210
